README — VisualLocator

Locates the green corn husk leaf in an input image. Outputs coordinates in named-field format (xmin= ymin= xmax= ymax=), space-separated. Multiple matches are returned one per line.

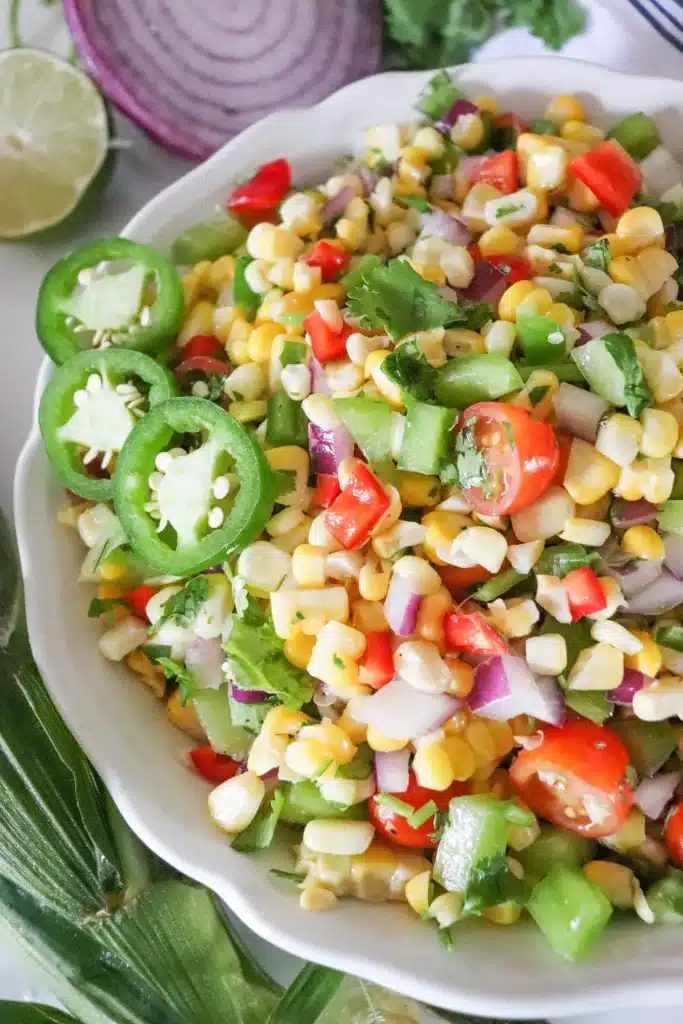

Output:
xmin=0 ymin=1003 xmax=79 ymax=1023
xmin=0 ymin=510 xmax=279 ymax=1024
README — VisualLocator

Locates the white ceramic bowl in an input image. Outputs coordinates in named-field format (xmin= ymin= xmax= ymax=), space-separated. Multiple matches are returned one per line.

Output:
xmin=15 ymin=57 xmax=683 ymax=1019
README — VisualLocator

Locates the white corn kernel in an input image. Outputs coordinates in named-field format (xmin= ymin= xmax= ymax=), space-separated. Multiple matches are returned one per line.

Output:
xmin=269 ymin=586 xmax=349 ymax=639
xmin=324 ymin=172 xmax=364 ymax=198
xmin=243 ymin=259 xmax=271 ymax=295
xmin=293 ymin=261 xmax=322 ymax=293
xmin=484 ymin=189 xmax=539 ymax=228
xmin=98 ymin=616 xmax=149 ymax=662
xmin=441 ymin=246 xmax=475 ymax=289
xmin=559 ymin=517 xmax=611 ymax=547
xmin=413 ymin=125 xmax=446 ymax=157
xmin=268 ymin=257 xmax=295 ymax=290
xmin=208 ymin=771 xmax=265 ymax=834
xmin=525 ymin=634 xmax=567 ymax=676
xmin=318 ymin=776 xmax=376 ymax=807
xmin=281 ymin=363 xmax=312 ymax=402
xmin=299 ymin=883 xmax=338 ymax=912
xmin=247 ymin=732 xmax=289 ymax=776
xmin=303 ymin=819 xmax=375 ymax=856
xmin=266 ymin=506 xmax=305 ymax=538
xmin=430 ymin=892 xmax=463 ymax=928
xmin=636 ymin=343 xmax=683 ymax=403
xmin=314 ymin=299 xmax=343 ymax=332
xmin=346 ymin=331 xmax=387 ymax=366
xmin=587 ymin=577 xmax=624 ymax=621
xmin=309 ymin=512 xmax=343 ymax=552
xmin=488 ymin=597 xmax=539 ymax=639
xmin=595 ymin=414 xmax=643 ymax=468
xmin=77 ymin=503 xmax=118 ymax=549
xmin=483 ymin=320 xmax=516 ymax=357
xmin=590 ymin=620 xmax=643 ymax=655
xmin=372 ymin=520 xmax=426 ymax=560
xmin=598 ymin=283 xmax=646 ymax=325
xmin=246 ymin=222 xmax=276 ymax=260
xmin=280 ymin=192 xmax=320 ymax=232
xmin=301 ymin=393 xmax=343 ymax=429
xmin=535 ymin=575 xmax=572 ymax=624
xmin=450 ymin=527 xmax=507 ymax=574
xmin=568 ymin=643 xmax=625 ymax=691
xmin=507 ymin=540 xmax=544 ymax=574
xmin=512 ymin=486 xmax=575 ymax=542
xmin=325 ymin=550 xmax=364 ymax=581
xmin=237 ymin=540 xmax=292 ymax=593
xmin=387 ymin=220 xmax=417 ymax=255
xmin=394 ymin=641 xmax=451 ymax=693
xmin=324 ymin=359 xmax=365 ymax=395
xmin=633 ymin=676 xmax=683 ymax=721
xmin=224 ymin=362 xmax=266 ymax=402
xmin=392 ymin=555 xmax=442 ymax=596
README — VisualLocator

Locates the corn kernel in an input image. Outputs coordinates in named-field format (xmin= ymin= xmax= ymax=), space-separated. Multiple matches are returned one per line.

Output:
xmin=358 ymin=555 xmax=391 ymax=602
xmin=568 ymin=642 xmax=625 ymax=692
xmin=337 ymin=708 xmax=368 ymax=745
xmin=291 ymin=544 xmax=327 ymax=587
xmin=484 ymin=902 xmax=523 ymax=925
xmin=621 ymin=525 xmax=666 ymax=562
xmin=560 ymin=120 xmax=604 ymax=145
xmin=525 ymin=633 xmax=568 ymax=676
xmin=299 ymin=883 xmax=338 ymax=912
xmin=558 ymin=517 xmax=611 ymax=547
xmin=566 ymin=175 xmax=600 ymax=212
xmin=595 ymin=413 xmax=643 ymax=468
xmin=478 ymin=224 xmax=520 ymax=258
xmin=443 ymin=735 xmax=478 ymax=781
xmin=450 ymin=113 xmax=485 ymax=151
xmin=615 ymin=455 xmax=674 ymax=504
xmin=484 ymin=189 xmax=542 ymax=230
xmin=395 ymin=471 xmax=440 ymax=508
xmin=461 ymin=183 xmax=503 ymax=234
xmin=526 ymin=142 xmax=568 ymax=192
xmin=465 ymin=719 xmax=497 ymax=765
xmin=498 ymin=280 xmax=535 ymax=322
xmin=641 ymin=408 xmax=679 ymax=458
xmin=365 ymin=350 xmax=404 ymax=409
xmin=404 ymin=870 xmax=432 ymax=916
xmin=413 ymin=741 xmax=455 ymax=791
xmin=366 ymin=726 xmax=408 ymax=753
xmin=584 ymin=861 xmax=635 ymax=908
xmin=616 ymin=206 xmax=665 ymax=253
xmin=546 ymin=94 xmax=585 ymax=125
xmin=527 ymin=223 xmax=584 ymax=254
xmin=284 ymin=632 xmax=316 ymax=669
xmin=564 ymin=438 xmax=621 ymax=505
xmin=637 ymin=247 xmax=679 ymax=298
xmin=608 ymin=255 xmax=651 ymax=300
xmin=299 ymin=722 xmax=357 ymax=766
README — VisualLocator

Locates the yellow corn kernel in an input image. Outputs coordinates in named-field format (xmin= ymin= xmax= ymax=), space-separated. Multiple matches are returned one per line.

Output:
xmin=126 ymin=649 xmax=165 ymax=699
xmin=177 ymin=298 xmax=216 ymax=347
xmin=351 ymin=599 xmax=389 ymax=634
xmin=622 ymin=525 xmax=665 ymax=561
xmin=498 ymin=280 xmax=536 ymax=322
xmin=182 ymin=260 xmax=212 ymax=306
xmin=527 ymin=223 xmax=584 ymax=254
xmin=584 ymin=861 xmax=634 ymax=908
xmin=336 ymin=217 xmax=367 ymax=250
xmin=616 ymin=206 xmax=665 ymax=253
xmin=608 ymin=256 xmax=651 ymax=300
xmin=413 ymin=742 xmax=455 ymax=791
xmin=451 ymin=113 xmax=486 ymax=151
xmin=99 ymin=561 xmax=126 ymax=582
xmin=404 ymin=870 xmax=432 ymax=916
xmin=484 ymin=901 xmax=523 ymax=926
xmin=167 ymin=691 xmax=204 ymax=741
xmin=546 ymin=94 xmax=585 ymax=125
xmin=517 ymin=287 xmax=554 ymax=317
xmin=207 ymin=255 xmax=235 ymax=290
xmin=640 ymin=407 xmax=679 ymax=458
xmin=337 ymin=708 xmax=368 ymax=745
xmin=409 ymin=260 xmax=446 ymax=287
xmin=649 ymin=315 xmax=671 ymax=349
xmin=486 ymin=719 xmax=515 ymax=759
xmin=526 ymin=142 xmax=568 ymax=192
xmin=299 ymin=722 xmax=357 ymax=766
xmin=286 ymin=738 xmax=337 ymax=779
xmin=460 ymin=182 xmax=503 ymax=233
xmin=599 ymin=233 xmax=631 ymax=260
xmin=299 ymin=883 xmax=338 ymax=912
xmin=284 ymin=632 xmax=316 ymax=669
xmin=465 ymin=719 xmax=497 ymax=766
xmin=366 ymin=726 xmax=407 ymax=753
xmin=443 ymin=329 xmax=485 ymax=358
xmin=415 ymin=589 xmax=452 ymax=651
xmin=625 ymin=631 xmax=663 ymax=677
xmin=365 ymin=350 xmax=404 ymax=409
xmin=96 ymin=583 xmax=126 ymax=600
xmin=358 ymin=557 xmax=391 ymax=602
xmin=472 ymin=93 xmax=499 ymax=114
xmin=637 ymin=247 xmax=679 ymax=298
xmin=291 ymin=544 xmax=327 ymax=588
xmin=560 ymin=120 xmax=604 ymax=145
xmin=443 ymin=735 xmax=478 ymax=781
xmin=422 ymin=510 xmax=471 ymax=565
xmin=564 ymin=439 xmax=621 ymax=505
xmin=566 ymin=175 xmax=600 ymax=212
xmin=548 ymin=302 xmax=579 ymax=328
xmin=263 ymin=705 xmax=311 ymax=737
xmin=395 ymin=471 xmax=440 ymax=508
xmin=445 ymin=656 xmax=475 ymax=698
xmin=666 ymin=309 xmax=683 ymax=345
xmin=478 ymin=224 xmax=520 ymax=258
xmin=247 ymin=322 xmax=282 ymax=363
xmin=228 ymin=399 xmax=268 ymax=424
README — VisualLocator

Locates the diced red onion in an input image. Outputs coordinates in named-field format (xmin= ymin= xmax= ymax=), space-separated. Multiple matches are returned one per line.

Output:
xmin=308 ymin=422 xmax=354 ymax=476
xmin=552 ymin=383 xmax=608 ymax=442
xmin=348 ymin=677 xmax=461 ymax=741
xmin=664 ymin=533 xmax=683 ymax=580
xmin=419 ymin=208 xmax=471 ymax=247
xmin=635 ymin=772 xmax=681 ymax=819
xmin=431 ymin=173 xmax=455 ymax=199
xmin=550 ymin=207 xmax=581 ymax=228
xmin=309 ymin=355 xmax=331 ymax=396
xmin=375 ymin=748 xmax=410 ymax=793
xmin=626 ymin=568 xmax=683 ymax=615
xmin=607 ymin=668 xmax=648 ymax=707
xmin=598 ymin=209 xmax=619 ymax=233
xmin=459 ymin=260 xmax=509 ymax=306
xmin=63 ymin=0 xmax=383 ymax=160
xmin=468 ymin=655 xmax=566 ymax=726
xmin=436 ymin=98 xmax=479 ymax=133
xmin=185 ymin=637 xmax=224 ymax=690
xmin=320 ymin=185 xmax=355 ymax=225
xmin=384 ymin=573 xmax=422 ymax=637
xmin=231 ymin=682 xmax=270 ymax=704
xmin=358 ymin=166 xmax=378 ymax=196
xmin=458 ymin=155 xmax=488 ymax=182
xmin=611 ymin=500 xmax=659 ymax=530
xmin=576 ymin=320 xmax=612 ymax=346
xmin=601 ymin=549 xmax=663 ymax=600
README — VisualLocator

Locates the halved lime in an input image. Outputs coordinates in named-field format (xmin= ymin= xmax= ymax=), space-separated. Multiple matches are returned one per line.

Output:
xmin=0 ymin=49 xmax=110 ymax=240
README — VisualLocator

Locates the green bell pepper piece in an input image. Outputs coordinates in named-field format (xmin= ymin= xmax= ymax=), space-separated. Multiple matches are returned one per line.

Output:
xmin=659 ymin=500 xmax=683 ymax=536
xmin=266 ymin=391 xmax=307 ymax=447
xmin=170 ymin=213 xmax=247 ymax=264
xmin=646 ymin=869 xmax=683 ymax=923
xmin=517 ymin=824 xmax=596 ymax=884
xmin=434 ymin=355 xmax=523 ymax=407
xmin=608 ymin=112 xmax=660 ymax=161
xmin=472 ymin=567 xmax=527 ymax=603
xmin=279 ymin=781 xmax=367 ymax=826
xmin=517 ymin=362 xmax=586 ymax=383
xmin=655 ymin=622 xmax=683 ymax=652
xmin=527 ymin=866 xmax=612 ymax=961
xmin=535 ymin=543 xmax=599 ymax=578
xmin=517 ymin=314 xmax=566 ymax=364
xmin=611 ymin=718 xmax=677 ymax=777
xmin=398 ymin=401 xmax=454 ymax=476
xmin=114 ymin=397 xmax=275 ymax=576
xmin=193 ymin=686 xmax=251 ymax=758
xmin=233 ymin=255 xmax=261 ymax=317
xmin=280 ymin=341 xmax=307 ymax=368
xmin=334 ymin=395 xmax=395 ymax=464
xmin=39 ymin=347 xmax=177 ymax=501
xmin=36 ymin=238 xmax=184 ymax=365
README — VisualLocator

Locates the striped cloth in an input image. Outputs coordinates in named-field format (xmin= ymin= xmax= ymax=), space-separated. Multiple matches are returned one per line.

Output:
xmin=628 ymin=0 xmax=683 ymax=53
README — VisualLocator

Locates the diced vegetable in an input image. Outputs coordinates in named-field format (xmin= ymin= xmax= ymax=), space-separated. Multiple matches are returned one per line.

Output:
xmin=527 ymin=866 xmax=612 ymax=961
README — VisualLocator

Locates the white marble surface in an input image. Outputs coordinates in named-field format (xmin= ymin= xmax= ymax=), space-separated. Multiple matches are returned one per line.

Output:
xmin=0 ymin=3 xmax=678 ymax=1020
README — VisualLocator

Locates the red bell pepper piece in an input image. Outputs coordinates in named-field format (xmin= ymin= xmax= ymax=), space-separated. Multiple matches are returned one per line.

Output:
xmin=325 ymin=463 xmax=390 ymax=550
xmin=124 ymin=584 xmax=159 ymax=621
xmin=305 ymin=241 xmax=350 ymax=282
xmin=569 ymin=141 xmax=641 ymax=217
xmin=472 ymin=150 xmax=519 ymax=195
xmin=444 ymin=612 xmax=507 ymax=656
xmin=179 ymin=334 xmax=225 ymax=361
xmin=190 ymin=745 xmax=241 ymax=785
xmin=562 ymin=566 xmax=607 ymax=621
xmin=226 ymin=158 xmax=291 ymax=216
xmin=487 ymin=253 xmax=533 ymax=284
xmin=315 ymin=474 xmax=342 ymax=509
xmin=303 ymin=308 xmax=353 ymax=363
xmin=359 ymin=631 xmax=395 ymax=689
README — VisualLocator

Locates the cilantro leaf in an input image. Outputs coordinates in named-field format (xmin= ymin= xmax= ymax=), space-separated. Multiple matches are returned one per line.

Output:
xmin=88 ymin=597 xmax=127 ymax=619
xmin=507 ymin=0 xmax=586 ymax=50
xmin=463 ymin=300 xmax=494 ymax=331
xmin=273 ymin=469 xmax=297 ymax=502
xmin=584 ymin=237 xmax=611 ymax=272
xmin=564 ymin=690 xmax=611 ymax=725
xmin=280 ymin=340 xmax=307 ymax=367
xmin=395 ymin=195 xmax=432 ymax=213
xmin=415 ymin=68 xmax=460 ymax=119
xmin=602 ymin=332 xmax=654 ymax=418
xmin=383 ymin=338 xmax=438 ymax=401
xmin=463 ymin=851 xmax=525 ymax=915
xmin=157 ymin=658 xmax=195 ymax=705
xmin=571 ymin=265 xmax=600 ymax=312
xmin=231 ymin=789 xmax=285 ymax=853
xmin=340 ymin=253 xmax=383 ymax=292
xmin=154 ymin=576 xmax=209 ymax=631
xmin=444 ymin=418 xmax=490 ymax=493
xmin=141 ymin=643 xmax=171 ymax=663
xmin=223 ymin=615 xmax=314 ymax=709
xmin=346 ymin=257 xmax=466 ymax=340
xmin=495 ymin=203 xmax=523 ymax=219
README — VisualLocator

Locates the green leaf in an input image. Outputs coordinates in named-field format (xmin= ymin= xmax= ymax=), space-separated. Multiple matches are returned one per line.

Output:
xmin=565 ymin=690 xmax=611 ymax=725
xmin=87 ymin=597 xmax=127 ymax=627
xmin=157 ymin=657 xmax=196 ymax=705
xmin=0 ymin=1005 xmax=79 ymax=1024
xmin=154 ymin=576 xmax=209 ymax=631
xmin=415 ymin=68 xmax=460 ymax=119
xmin=383 ymin=339 xmax=438 ymax=401
xmin=273 ymin=469 xmax=297 ymax=501
xmin=0 ymin=510 xmax=22 ymax=648
xmin=602 ymin=332 xmax=654 ymax=418
xmin=584 ymin=238 xmax=611 ymax=272
xmin=507 ymin=0 xmax=585 ymax=50
xmin=232 ymin=789 xmax=285 ymax=853
xmin=224 ymin=617 xmax=314 ymax=709
xmin=396 ymin=195 xmax=432 ymax=212
xmin=335 ymin=743 xmax=373 ymax=780
xmin=346 ymin=258 xmax=466 ymax=340
xmin=571 ymin=265 xmax=600 ymax=312
xmin=463 ymin=851 xmax=525 ymax=916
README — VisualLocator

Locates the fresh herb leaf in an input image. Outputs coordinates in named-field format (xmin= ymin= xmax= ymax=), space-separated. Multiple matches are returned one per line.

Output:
xmin=157 ymin=658 xmax=195 ymax=705
xmin=340 ymin=253 xmax=383 ymax=292
xmin=565 ymin=690 xmax=611 ymax=725
xmin=463 ymin=851 xmax=524 ymax=916
xmin=602 ymin=332 xmax=654 ymax=418
xmin=273 ymin=469 xmax=297 ymax=501
xmin=495 ymin=203 xmax=522 ymax=219
xmin=396 ymin=195 xmax=432 ymax=213
xmin=552 ymin=242 xmax=571 ymax=255
xmin=87 ymin=597 xmax=126 ymax=619
xmin=416 ymin=68 xmax=460 ymax=120
xmin=407 ymin=800 xmax=438 ymax=829
xmin=280 ymin=341 xmax=307 ymax=367
xmin=571 ymin=265 xmax=600 ymax=312
xmin=140 ymin=643 xmax=172 ymax=663
xmin=508 ymin=0 xmax=586 ymax=50
xmin=584 ymin=237 xmax=611 ymax=272
xmin=451 ymin=419 xmax=489 ymax=493
xmin=540 ymin=615 xmax=593 ymax=673
xmin=335 ymin=743 xmax=373 ymax=780
xmin=231 ymin=789 xmax=285 ymax=853
xmin=206 ymin=373 xmax=225 ymax=402
xmin=463 ymin=300 xmax=494 ymax=331
xmin=346 ymin=258 xmax=465 ymax=340
xmin=383 ymin=338 xmax=438 ymax=401
xmin=332 ymin=653 xmax=344 ymax=669
xmin=223 ymin=616 xmax=314 ymax=709
xmin=154 ymin=576 xmax=209 ymax=631
xmin=535 ymin=542 xmax=599 ymax=578
xmin=269 ymin=868 xmax=306 ymax=882
xmin=548 ymin=261 xmax=563 ymax=274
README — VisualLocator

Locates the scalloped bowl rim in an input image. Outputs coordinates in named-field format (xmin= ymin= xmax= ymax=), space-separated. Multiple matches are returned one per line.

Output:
xmin=14 ymin=58 xmax=683 ymax=1019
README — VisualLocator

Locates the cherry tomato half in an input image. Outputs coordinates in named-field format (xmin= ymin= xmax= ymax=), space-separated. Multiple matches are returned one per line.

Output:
xmin=510 ymin=720 xmax=633 ymax=839
xmin=455 ymin=402 xmax=560 ymax=516
xmin=665 ymin=801 xmax=683 ymax=868
xmin=226 ymin=158 xmax=291 ymax=216
xmin=369 ymin=773 xmax=468 ymax=849
xmin=124 ymin=584 xmax=159 ymax=621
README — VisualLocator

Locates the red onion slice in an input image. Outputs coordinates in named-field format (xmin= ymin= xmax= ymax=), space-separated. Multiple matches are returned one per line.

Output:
xmin=664 ymin=533 xmax=683 ymax=580
xmin=552 ymin=383 xmax=608 ymax=442
xmin=607 ymin=668 xmax=648 ymax=707
xmin=231 ymin=682 xmax=270 ymax=703
xmin=601 ymin=546 xmax=663 ymax=600
xmin=375 ymin=748 xmax=410 ymax=794
xmin=320 ymin=185 xmax=355 ymax=225
xmin=348 ymin=677 xmax=461 ymax=741
xmin=420 ymin=209 xmax=471 ymax=248
xmin=310 ymin=355 xmax=331 ymax=396
xmin=359 ymin=167 xmax=378 ymax=197
xmin=468 ymin=655 xmax=566 ymax=726
xmin=308 ymin=423 xmax=354 ymax=476
xmin=611 ymin=500 xmax=659 ymax=530
xmin=384 ymin=573 xmax=422 ymax=638
xmin=459 ymin=260 xmax=509 ymax=306
xmin=63 ymin=0 xmax=383 ymax=159
xmin=185 ymin=637 xmax=224 ymax=690
xmin=626 ymin=568 xmax=683 ymax=615
xmin=635 ymin=772 xmax=681 ymax=819
xmin=576 ymin=320 xmax=612 ymax=346
xmin=458 ymin=155 xmax=488 ymax=182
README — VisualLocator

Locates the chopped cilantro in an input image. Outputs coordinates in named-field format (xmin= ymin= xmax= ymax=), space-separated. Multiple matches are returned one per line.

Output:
xmin=273 ymin=469 xmax=297 ymax=501
xmin=552 ymin=242 xmax=571 ymax=254
xmin=603 ymin=332 xmax=653 ymax=418
xmin=584 ymin=237 xmax=611 ymax=272
xmin=88 ymin=596 xmax=127 ymax=620
xmin=206 ymin=373 xmax=225 ymax=402
xmin=280 ymin=340 xmax=307 ymax=367
xmin=396 ymin=195 xmax=432 ymax=213
xmin=383 ymin=338 xmax=438 ymax=401
xmin=416 ymin=69 xmax=460 ymax=120
xmin=332 ymin=653 xmax=344 ymax=669
xmin=153 ymin=576 xmax=209 ymax=631
xmin=495 ymin=203 xmax=522 ymax=219
xmin=463 ymin=301 xmax=494 ymax=331
xmin=571 ymin=265 xmax=600 ymax=312
xmin=451 ymin=419 xmax=490 ymax=494
xmin=141 ymin=643 xmax=172 ymax=663
xmin=232 ymin=789 xmax=285 ymax=853
xmin=463 ymin=851 xmax=525 ymax=916
xmin=157 ymin=658 xmax=195 ymax=705
xmin=548 ymin=261 xmax=563 ymax=274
